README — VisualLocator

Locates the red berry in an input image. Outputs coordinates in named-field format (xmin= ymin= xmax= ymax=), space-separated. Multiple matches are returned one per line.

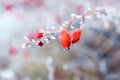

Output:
xmin=71 ymin=29 xmax=82 ymax=44
xmin=5 ymin=5 xmax=13 ymax=11
xmin=8 ymin=46 xmax=17 ymax=56
xmin=38 ymin=41 xmax=43 ymax=47
xmin=59 ymin=29 xmax=71 ymax=49
xmin=33 ymin=30 xmax=44 ymax=40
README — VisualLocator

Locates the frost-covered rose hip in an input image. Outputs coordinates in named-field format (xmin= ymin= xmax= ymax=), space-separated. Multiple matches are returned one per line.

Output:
xmin=59 ymin=29 xmax=71 ymax=49
xmin=71 ymin=29 xmax=82 ymax=44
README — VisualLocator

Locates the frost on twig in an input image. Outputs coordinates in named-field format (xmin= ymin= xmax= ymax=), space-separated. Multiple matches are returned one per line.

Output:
xmin=22 ymin=7 xmax=120 ymax=49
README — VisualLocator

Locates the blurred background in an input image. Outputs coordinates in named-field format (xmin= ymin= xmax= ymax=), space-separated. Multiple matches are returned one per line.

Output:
xmin=0 ymin=0 xmax=120 ymax=80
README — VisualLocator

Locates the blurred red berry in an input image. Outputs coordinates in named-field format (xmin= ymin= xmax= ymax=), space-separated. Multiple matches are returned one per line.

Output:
xmin=8 ymin=46 xmax=17 ymax=56
xmin=33 ymin=30 xmax=44 ymax=40
xmin=59 ymin=29 xmax=71 ymax=49
xmin=71 ymin=29 xmax=82 ymax=44
xmin=5 ymin=5 xmax=13 ymax=11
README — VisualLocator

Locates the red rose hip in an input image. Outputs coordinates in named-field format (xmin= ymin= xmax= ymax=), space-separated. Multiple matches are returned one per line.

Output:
xmin=71 ymin=29 xmax=82 ymax=44
xmin=59 ymin=29 xmax=71 ymax=49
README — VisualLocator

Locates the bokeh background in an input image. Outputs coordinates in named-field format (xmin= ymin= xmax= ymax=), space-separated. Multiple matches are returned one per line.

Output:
xmin=0 ymin=0 xmax=120 ymax=80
